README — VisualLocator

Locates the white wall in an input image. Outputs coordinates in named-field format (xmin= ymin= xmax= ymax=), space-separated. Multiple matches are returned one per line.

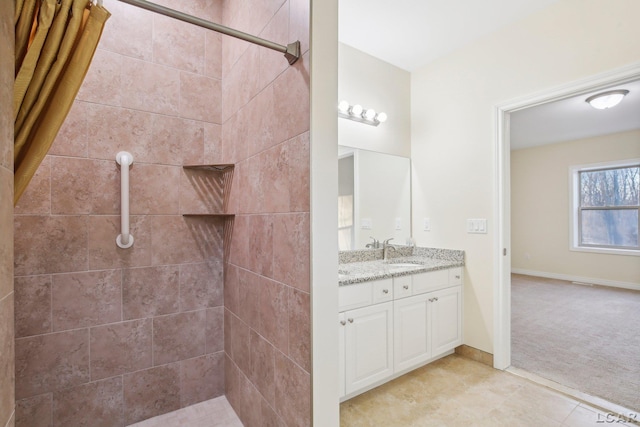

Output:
xmin=411 ymin=0 xmax=640 ymax=353
xmin=511 ymin=130 xmax=640 ymax=287
xmin=311 ymin=1 xmax=339 ymax=426
xmin=339 ymin=43 xmax=411 ymax=157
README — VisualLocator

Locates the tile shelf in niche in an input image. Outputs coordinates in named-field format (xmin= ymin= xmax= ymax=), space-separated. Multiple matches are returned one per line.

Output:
xmin=182 ymin=213 xmax=235 ymax=218
xmin=182 ymin=164 xmax=234 ymax=171
xmin=181 ymin=163 xmax=235 ymax=217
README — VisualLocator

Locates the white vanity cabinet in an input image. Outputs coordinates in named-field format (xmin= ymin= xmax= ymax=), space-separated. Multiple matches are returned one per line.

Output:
xmin=339 ymin=267 xmax=463 ymax=400
xmin=338 ymin=279 xmax=394 ymax=398
xmin=341 ymin=302 xmax=394 ymax=395
xmin=393 ymin=283 xmax=462 ymax=372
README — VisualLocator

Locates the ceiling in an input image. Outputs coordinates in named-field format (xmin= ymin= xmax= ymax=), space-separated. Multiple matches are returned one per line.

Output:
xmin=339 ymin=0 xmax=640 ymax=150
xmin=338 ymin=0 xmax=561 ymax=72
xmin=510 ymin=80 xmax=640 ymax=150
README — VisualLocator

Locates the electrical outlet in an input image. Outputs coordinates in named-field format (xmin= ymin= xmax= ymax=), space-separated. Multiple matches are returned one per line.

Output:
xmin=361 ymin=218 xmax=372 ymax=229
xmin=395 ymin=218 xmax=402 ymax=230
xmin=423 ymin=218 xmax=431 ymax=231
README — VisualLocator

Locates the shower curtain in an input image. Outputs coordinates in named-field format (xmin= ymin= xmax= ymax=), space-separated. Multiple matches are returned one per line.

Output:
xmin=13 ymin=0 xmax=109 ymax=204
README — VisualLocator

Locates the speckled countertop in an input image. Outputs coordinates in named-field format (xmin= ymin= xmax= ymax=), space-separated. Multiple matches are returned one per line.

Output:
xmin=338 ymin=246 xmax=464 ymax=286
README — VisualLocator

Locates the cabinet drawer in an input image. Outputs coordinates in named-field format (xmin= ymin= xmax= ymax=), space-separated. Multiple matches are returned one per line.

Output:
xmin=393 ymin=276 xmax=412 ymax=299
xmin=372 ymin=278 xmax=394 ymax=304
xmin=412 ymin=269 xmax=449 ymax=295
xmin=449 ymin=268 xmax=463 ymax=285
xmin=339 ymin=282 xmax=373 ymax=312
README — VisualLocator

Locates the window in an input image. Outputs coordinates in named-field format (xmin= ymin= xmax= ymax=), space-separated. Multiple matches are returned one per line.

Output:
xmin=570 ymin=159 xmax=640 ymax=255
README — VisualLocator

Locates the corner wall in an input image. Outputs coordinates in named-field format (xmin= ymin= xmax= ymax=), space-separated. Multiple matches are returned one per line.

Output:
xmin=410 ymin=0 xmax=640 ymax=353
xmin=511 ymin=130 xmax=640 ymax=287
xmin=221 ymin=0 xmax=312 ymax=425
xmin=13 ymin=1 xmax=226 ymax=424
xmin=1 ymin=2 xmax=15 ymax=426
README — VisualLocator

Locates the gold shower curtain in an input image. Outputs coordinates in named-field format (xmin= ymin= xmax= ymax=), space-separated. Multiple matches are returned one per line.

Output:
xmin=13 ymin=0 xmax=110 ymax=205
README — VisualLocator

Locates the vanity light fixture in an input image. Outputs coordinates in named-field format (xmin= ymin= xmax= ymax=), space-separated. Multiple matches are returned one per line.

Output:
xmin=586 ymin=89 xmax=629 ymax=110
xmin=338 ymin=100 xmax=387 ymax=126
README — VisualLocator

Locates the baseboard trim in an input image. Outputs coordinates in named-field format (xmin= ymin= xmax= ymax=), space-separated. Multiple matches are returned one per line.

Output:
xmin=455 ymin=345 xmax=493 ymax=367
xmin=511 ymin=269 xmax=640 ymax=292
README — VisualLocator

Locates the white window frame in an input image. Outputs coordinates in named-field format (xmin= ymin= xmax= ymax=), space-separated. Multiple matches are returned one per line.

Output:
xmin=569 ymin=158 xmax=640 ymax=257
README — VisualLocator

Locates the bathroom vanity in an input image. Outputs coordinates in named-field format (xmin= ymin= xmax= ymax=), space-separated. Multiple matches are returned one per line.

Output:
xmin=338 ymin=247 xmax=464 ymax=401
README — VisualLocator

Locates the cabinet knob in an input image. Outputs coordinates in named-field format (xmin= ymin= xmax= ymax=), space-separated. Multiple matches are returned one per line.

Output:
xmin=434 ymin=297 xmax=439 ymax=301
xmin=382 ymin=289 xmax=389 ymax=294
xmin=340 ymin=320 xmax=346 ymax=326
xmin=403 ymin=285 xmax=409 ymax=290
xmin=455 ymin=275 xmax=460 ymax=279
xmin=348 ymin=318 xmax=354 ymax=323
xmin=428 ymin=298 xmax=433 ymax=302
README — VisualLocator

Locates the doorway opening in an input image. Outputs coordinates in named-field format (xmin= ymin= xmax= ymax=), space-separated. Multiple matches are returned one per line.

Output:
xmin=493 ymin=62 xmax=640 ymax=412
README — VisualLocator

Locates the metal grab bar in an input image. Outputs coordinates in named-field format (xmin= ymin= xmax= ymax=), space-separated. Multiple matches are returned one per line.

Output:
xmin=116 ymin=151 xmax=134 ymax=249
xmin=116 ymin=0 xmax=301 ymax=65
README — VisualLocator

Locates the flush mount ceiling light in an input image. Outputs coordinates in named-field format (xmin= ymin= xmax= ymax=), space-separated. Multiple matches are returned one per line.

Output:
xmin=586 ymin=89 xmax=629 ymax=110
xmin=338 ymin=100 xmax=387 ymax=126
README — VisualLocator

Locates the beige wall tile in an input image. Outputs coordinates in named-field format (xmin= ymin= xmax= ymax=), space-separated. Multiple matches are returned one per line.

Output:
xmin=49 ymin=101 xmax=88 ymax=157
xmin=153 ymin=310 xmax=206 ymax=365
xmin=51 ymin=269 xmax=122 ymax=331
xmin=14 ymin=275 xmax=52 ymax=338
xmin=179 ymin=352 xmax=225 ymax=407
xmin=14 ymin=215 xmax=88 ymax=276
xmin=180 ymin=72 xmax=222 ymax=123
xmin=90 ymin=318 xmax=152 ymax=381
xmin=288 ymin=288 xmax=310 ymax=373
xmin=14 ymin=156 xmax=50 ymax=215
xmin=76 ymin=48 xmax=123 ymax=107
xmin=52 ymin=377 xmax=123 ymax=427
xmin=121 ymin=57 xmax=180 ymax=116
xmin=15 ymin=330 xmax=90 ymax=399
xmin=100 ymin=0 xmax=153 ymax=61
xmin=205 ymin=306 xmax=224 ymax=354
xmin=0 ymin=293 xmax=15 ymax=421
xmin=153 ymin=15 xmax=205 ymax=74
xmin=179 ymin=261 xmax=223 ymax=311
xmin=15 ymin=394 xmax=51 ymax=427
xmin=88 ymin=215 xmax=152 ymax=270
xmin=0 ymin=168 xmax=14 ymax=297
xmin=122 ymin=265 xmax=179 ymax=320
xmin=123 ymin=364 xmax=181 ymax=425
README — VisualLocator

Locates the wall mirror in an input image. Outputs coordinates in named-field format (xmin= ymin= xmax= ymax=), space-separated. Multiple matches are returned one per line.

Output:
xmin=338 ymin=146 xmax=411 ymax=250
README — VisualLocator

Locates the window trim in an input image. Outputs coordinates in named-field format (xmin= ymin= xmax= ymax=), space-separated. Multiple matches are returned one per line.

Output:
xmin=569 ymin=158 xmax=640 ymax=257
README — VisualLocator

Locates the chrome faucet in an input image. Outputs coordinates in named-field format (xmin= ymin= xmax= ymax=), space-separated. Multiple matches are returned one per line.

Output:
xmin=383 ymin=238 xmax=396 ymax=260
xmin=366 ymin=237 xmax=380 ymax=249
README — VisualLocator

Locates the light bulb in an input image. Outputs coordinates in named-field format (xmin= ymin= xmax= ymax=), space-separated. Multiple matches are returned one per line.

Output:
xmin=338 ymin=100 xmax=350 ymax=113
xmin=375 ymin=112 xmax=387 ymax=123
xmin=586 ymin=90 xmax=629 ymax=110
xmin=363 ymin=109 xmax=376 ymax=120
xmin=349 ymin=104 xmax=363 ymax=116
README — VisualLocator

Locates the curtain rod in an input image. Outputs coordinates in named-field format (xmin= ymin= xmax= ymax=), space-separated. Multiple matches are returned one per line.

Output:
xmin=116 ymin=0 xmax=301 ymax=65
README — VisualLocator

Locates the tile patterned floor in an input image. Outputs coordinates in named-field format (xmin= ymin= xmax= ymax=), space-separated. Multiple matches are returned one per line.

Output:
xmin=125 ymin=355 xmax=639 ymax=426
xmin=340 ymin=354 xmax=639 ymax=427
xmin=126 ymin=396 xmax=242 ymax=427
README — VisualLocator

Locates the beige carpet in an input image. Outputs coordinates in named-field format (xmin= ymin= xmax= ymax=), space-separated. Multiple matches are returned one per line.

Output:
xmin=511 ymin=274 xmax=640 ymax=411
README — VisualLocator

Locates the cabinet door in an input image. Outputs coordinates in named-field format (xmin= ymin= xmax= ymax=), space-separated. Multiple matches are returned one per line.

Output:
xmin=393 ymin=293 xmax=431 ymax=372
xmin=339 ymin=312 xmax=346 ymax=399
xmin=344 ymin=302 xmax=394 ymax=395
xmin=431 ymin=286 xmax=462 ymax=357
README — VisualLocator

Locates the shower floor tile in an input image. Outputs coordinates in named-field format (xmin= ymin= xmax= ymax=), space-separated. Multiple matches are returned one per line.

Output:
xmin=127 ymin=396 xmax=242 ymax=427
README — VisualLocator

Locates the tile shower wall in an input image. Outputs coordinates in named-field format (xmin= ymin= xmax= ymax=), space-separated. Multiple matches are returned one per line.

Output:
xmin=13 ymin=0 xmax=226 ymax=425
xmin=221 ymin=1 xmax=311 ymax=426
xmin=1 ymin=2 xmax=15 ymax=426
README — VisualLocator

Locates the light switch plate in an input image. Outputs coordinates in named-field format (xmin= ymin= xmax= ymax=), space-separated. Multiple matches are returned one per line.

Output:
xmin=395 ymin=218 xmax=402 ymax=230
xmin=467 ymin=218 xmax=487 ymax=233
xmin=423 ymin=218 xmax=431 ymax=231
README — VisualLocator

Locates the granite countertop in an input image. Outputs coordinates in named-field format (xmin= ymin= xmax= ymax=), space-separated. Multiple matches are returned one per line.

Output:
xmin=338 ymin=247 xmax=465 ymax=286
